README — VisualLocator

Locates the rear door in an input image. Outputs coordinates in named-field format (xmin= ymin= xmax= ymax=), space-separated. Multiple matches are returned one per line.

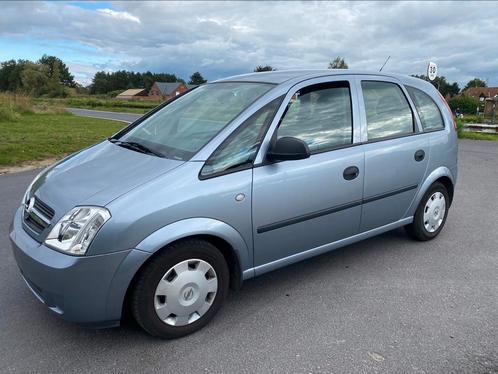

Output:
xmin=357 ymin=77 xmax=429 ymax=231
xmin=252 ymin=76 xmax=365 ymax=272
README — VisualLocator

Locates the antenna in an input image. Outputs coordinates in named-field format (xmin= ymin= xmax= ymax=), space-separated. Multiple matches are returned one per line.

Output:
xmin=379 ymin=56 xmax=391 ymax=72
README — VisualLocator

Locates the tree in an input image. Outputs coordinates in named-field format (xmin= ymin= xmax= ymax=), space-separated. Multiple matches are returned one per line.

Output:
xmin=254 ymin=65 xmax=276 ymax=72
xmin=20 ymin=62 xmax=49 ymax=96
xmin=411 ymin=74 xmax=460 ymax=98
xmin=38 ymin=55 xmax=75 ymax=87
xmin=189 ymin=71 xmax=207 ymax=85
xmin=45 ymin=59 xmax=65 ymax=97
xmin=463 ymin=78 xmax=486 ymax=92
xmin=0 ymin=59 xmax=28 ymax=92
xmin=328 ymin=57 xmax=348 ymax=69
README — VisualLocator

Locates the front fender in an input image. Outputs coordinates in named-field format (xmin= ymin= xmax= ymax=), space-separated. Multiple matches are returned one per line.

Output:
xmin=405 ymin=166 xmax=456 ymax=217
xmin=135 ymin=217 xmax=252 ymax=276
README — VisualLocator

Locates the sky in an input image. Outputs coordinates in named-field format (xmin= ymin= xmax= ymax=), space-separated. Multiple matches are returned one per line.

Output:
xmin=1 ymin=1 xmax=497 ymax=87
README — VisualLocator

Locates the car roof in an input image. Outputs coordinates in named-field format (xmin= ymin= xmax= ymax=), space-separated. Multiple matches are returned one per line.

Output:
xmin=213 ymin=69 xmax=429 ymax=88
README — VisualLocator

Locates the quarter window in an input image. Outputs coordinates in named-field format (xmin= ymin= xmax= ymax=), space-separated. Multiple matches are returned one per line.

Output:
xmin=276 ymin=81 xmax=353 ymax=153
xmin=200 ymin=96 xmax=283 ymax=178
xmin=361 ymin=81 xmax=414 ymax=140
xmin=406 ymin=86 xmax=444 ymax=131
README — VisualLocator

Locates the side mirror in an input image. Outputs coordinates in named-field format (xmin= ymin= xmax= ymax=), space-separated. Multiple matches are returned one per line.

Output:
xmin=267 ymin=136 xmax=310 ymax=161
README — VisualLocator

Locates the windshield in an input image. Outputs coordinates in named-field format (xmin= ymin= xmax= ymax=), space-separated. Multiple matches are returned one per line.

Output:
xmin=114 ymin=82 xmax=274 ymax=160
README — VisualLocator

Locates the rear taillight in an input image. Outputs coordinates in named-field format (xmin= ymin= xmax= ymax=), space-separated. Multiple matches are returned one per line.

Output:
xmin=438 ymin=92 xmax=457 ymax=130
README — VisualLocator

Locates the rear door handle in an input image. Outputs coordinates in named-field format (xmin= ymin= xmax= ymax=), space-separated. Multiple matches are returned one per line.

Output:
xmin=343 ymin=166 xmax=360 ymax=181
xmin=414 ymin=150 xmax=425 ymax=162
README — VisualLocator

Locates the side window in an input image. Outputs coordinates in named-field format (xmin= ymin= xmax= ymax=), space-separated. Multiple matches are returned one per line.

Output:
xmin=276 ymin=81 xmax=352 ymax=153
xmin=406 ymin=86 xmax=444 ymax=131
xmin=361 ymin=81 xmax=414 ymax=140
xmin=200 ymin=96 xmax=282 ymax=178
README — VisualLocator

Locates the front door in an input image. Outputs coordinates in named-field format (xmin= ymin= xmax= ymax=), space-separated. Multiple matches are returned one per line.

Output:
xmin=252 ymin=78 xmax=364 ymax=272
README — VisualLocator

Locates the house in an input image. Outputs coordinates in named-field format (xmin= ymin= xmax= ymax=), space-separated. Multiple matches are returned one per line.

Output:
xmin=484 ymin=96 xmax=498 ymax=117
xmin=116 ymin=88 xmax=148 ymax=100
xmin=463 ymin=87 xmax=498 ymax=102
xmin=148 ymin=82 xmax=189 ymax=100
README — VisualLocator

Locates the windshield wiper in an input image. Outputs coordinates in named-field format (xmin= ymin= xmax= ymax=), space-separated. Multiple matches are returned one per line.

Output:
xmin=108 ymin=138 xmax=164 ymax=157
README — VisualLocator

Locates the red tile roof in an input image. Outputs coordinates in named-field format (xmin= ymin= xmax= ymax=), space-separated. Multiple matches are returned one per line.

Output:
xmin=464 ymin=87 xmax=498 ymax=98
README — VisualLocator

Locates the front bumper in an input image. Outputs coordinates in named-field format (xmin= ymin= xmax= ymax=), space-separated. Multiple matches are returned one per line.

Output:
xmin=9 ymin=207 xmax=150 ymax=328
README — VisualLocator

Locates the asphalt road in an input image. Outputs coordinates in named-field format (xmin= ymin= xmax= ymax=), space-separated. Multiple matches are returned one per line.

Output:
xmin=66 ymin=108 xmax=142 ymax=123
xmin=1 ymin=139 xmax=497 ymax=374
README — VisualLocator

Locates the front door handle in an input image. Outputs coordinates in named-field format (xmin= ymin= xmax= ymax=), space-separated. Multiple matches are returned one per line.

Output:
xmin=414 ymin=149 xmax=425 ymax=162
xmin=343 ymin=166 xmax=360 ymax=181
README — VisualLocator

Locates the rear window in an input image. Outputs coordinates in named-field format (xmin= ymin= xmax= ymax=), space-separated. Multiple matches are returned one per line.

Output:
xmin=361 ymin=81 xmax=414 ymax=141
xmin=406 ymin=86 xmax=445 ymax=131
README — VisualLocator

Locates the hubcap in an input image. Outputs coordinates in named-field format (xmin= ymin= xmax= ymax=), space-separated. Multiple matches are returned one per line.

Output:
xmin=154 ymin=259 xmax=218 ymax=326
xmin=423 ymin=192 xmax=446 ymax=233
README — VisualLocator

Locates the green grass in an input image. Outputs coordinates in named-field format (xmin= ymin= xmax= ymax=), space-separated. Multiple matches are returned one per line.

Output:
xmin=458 ymin=131 xmax=498 ymax=141
xmin=0 ymin=112 xmax=125 ymax=166
xmin=34 ymin=97 xmax=160 ymax=114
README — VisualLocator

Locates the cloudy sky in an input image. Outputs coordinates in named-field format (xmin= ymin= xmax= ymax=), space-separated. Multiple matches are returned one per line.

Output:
xmin=1 ymin=1 xmax=497 ymax=87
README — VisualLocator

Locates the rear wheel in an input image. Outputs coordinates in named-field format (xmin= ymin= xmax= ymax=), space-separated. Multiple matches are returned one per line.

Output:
xmin=131 ymin=239 xmax=229 ymax=339
xmin=405 ymin=182 xmax=450 ymax=241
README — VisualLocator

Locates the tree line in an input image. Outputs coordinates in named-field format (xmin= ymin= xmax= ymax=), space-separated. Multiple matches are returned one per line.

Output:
xmin=90 ymin=70 xmax=207 ymax=94
xmin=0 ymin=54 xmax=489 ymax=99
xmin=0 ymin=55 xmax=208 ymax=97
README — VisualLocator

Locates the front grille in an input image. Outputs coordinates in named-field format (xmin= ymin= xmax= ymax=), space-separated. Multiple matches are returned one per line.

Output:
xmin=23 ymin=197 xmax=54 ymax=235
xmin=33 ymin=198 xmax=55 ymax=220
xmin=25 ymin=214 xmax=47 ymax=233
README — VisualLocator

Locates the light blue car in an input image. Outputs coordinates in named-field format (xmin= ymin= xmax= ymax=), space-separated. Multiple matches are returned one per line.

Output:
xmin=10 ymin=70 xmax=458 ymax=338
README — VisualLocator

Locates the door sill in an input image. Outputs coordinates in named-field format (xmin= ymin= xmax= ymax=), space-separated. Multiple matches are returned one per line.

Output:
xmin=243 ymin=216 xmax=413 ymax=280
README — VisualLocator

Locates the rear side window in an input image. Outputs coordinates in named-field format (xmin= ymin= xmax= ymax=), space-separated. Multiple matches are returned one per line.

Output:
xmin=361 ymin=81 xmax=414 ymax=141
xmin=276 ymin=81 xmax=353 ymax=153
xmin=406 ymin=86 xmax=444 ymax=131
xmin=200 ymin=96 xmax=282 ymax=178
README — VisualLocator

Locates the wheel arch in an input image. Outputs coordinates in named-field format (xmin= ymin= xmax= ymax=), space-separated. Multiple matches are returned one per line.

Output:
xmin=406 ymin=166 xmax=456 ymax=217
xmin=118 ymin=218 xmax=250 ymax=322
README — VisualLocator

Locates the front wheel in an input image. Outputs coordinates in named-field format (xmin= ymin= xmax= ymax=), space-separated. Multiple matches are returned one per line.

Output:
xmin=405 ymin=182 xmax=450 ymax=241
xmin=130 ymin=239 xmax=229 ymax=339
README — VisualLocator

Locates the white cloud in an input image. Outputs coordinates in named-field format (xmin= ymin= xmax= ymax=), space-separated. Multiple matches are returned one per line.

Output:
xmin=96 ymin=8 xmax=141 ymax=24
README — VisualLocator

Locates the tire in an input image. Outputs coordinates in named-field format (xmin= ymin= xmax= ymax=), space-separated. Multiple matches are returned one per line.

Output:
xmin=405 ymin=182 xmax=450 ymax=241
xmin=131 ymin=239 xmax=229 ymax=339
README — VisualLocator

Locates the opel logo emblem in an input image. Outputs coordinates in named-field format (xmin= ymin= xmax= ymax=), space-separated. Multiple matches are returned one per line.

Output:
xmin=24 ymin=197 xmax=35 ymax=218
xmin=183 ymin=287 xmax=194 ymax=301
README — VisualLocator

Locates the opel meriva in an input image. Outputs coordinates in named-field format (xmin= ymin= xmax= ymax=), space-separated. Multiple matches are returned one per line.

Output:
xmin=10 ymin=70 xmax=458 ymax=338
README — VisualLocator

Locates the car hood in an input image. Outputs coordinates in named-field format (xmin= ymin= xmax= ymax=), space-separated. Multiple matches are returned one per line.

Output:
xmin=30 ymin=141 xmax=183 ymax=218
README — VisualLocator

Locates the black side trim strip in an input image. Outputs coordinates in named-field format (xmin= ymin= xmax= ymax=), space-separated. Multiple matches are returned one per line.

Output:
xmin=362 ymin=184 xmax=418 ymax=204
xmin=257 ymin=199 xmax=362 ymax=234
xmin=256 ymin=184 xmax=418 ymax=234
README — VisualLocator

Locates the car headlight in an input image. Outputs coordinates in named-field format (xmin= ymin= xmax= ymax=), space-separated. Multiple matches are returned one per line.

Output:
xmin=44 ymin=207 xmax=111 ymax=255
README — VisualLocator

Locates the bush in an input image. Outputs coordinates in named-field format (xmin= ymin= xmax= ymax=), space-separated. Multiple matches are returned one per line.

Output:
xmin=448 ymin=95 xmax=479 ymax=115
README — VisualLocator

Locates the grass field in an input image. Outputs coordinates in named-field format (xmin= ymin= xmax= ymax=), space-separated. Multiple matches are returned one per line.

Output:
xmin=35 ymin=97 xmax=160 ymax=114
xmin=0 ymin=112 xmax=125 ymax=166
